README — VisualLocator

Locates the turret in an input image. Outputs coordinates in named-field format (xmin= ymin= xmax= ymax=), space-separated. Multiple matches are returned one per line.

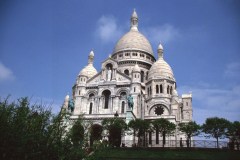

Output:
xmin=62 ymin=94 xmax=69 ymax=110
xmin=77 ymin=50 xmax=97 ymax=84
xmin=132 ymin=64 xmax=141 ymax=83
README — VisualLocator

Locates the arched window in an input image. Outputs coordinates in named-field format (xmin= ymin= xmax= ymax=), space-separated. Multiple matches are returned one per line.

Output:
xmin=141 ymin=71 xmax=144 ymax=82
xmin=89 ymin=102 xmax=93 ymax=114
xmin=167 ymin=86 xmax=170 ymax=94
xmin=89 ymin=93 xmax=94 ymax=99
xmin=160 ymin=85 xmax=163 ymax=93
xmin=102 ymin=90 xmax=111 ymax=109
xmin=121 ymin=101 xmax=125 ymax=113
xmin=156 ymin=85 xmax=159 ymax=94
xmin=148 ymin=88 xmax=150 ymax=96
xmin=170 ymin=86 xmax=173 ymax=95
xmin=149 ymin=132 xmax=152 ymax=145
xmin=90 ymin=124 xmax=103 ymax=147
xmin=150 ymin=86 xmax=152 ymax=95
xmin=134 ymin=87 xmax=136 ymax=92
xmin=124 ymin=69 xmax=129 ymax=76
xmin=120 ymin=92 xmax=127 ymax=99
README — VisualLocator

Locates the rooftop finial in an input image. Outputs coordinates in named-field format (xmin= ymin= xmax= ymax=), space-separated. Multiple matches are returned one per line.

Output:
xmin=88 ymin=50 xmax=94 ymax=64
xmin=157 ymin=43 xmax=164 ymax=59
xmin=130 ymin=9 xmax=138 ymax=31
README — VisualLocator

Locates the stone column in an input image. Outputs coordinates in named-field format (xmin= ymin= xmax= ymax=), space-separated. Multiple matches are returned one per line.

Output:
xmin=113 ymin=69 xmax=117 ymax=80
xmin=163 ymin=80 xmax=167 ymax=94
xmin=110 ymin=96 xmax=113 ymax=113
xmin=99 ymin=97 xmax=102 ymax=113
xmin=101 ymin=69 xmax=105 ymax=81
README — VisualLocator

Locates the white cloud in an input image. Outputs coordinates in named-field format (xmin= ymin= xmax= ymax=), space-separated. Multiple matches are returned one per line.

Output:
xmin=95 ymin=15 xmax=180 ymax=46
xmin=0 ymin=62 xmax=15 ymax=82
xmin=178 ymin=84 xmax=240 ymax=124
xmin=96 ymin=15 xmax=124 ymax=43
xmin=224 ymin=62 xmax=240 ymax=79
xmin=143 ymin=24 xmax=180 ymax=44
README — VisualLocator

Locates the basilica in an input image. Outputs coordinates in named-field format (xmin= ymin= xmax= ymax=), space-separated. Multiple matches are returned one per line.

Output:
xmin=62 ymin=10 xmax=193 ymax=146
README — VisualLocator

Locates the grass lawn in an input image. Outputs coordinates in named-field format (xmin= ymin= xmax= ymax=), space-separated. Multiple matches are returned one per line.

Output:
xmin=94 ymin=148 xmax=240 ymax=160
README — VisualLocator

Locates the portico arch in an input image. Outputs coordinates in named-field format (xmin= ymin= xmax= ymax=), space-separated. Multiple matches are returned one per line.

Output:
xmin=90 ymin=124 xmax=103 ymax=146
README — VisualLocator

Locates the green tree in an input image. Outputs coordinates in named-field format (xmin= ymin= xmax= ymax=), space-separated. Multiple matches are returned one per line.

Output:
xmin=227 ymin=121 xmax=240 ymax=150
xmin=0 ymin=97 xmax=89 ymax=160
xmin=178 ymin=121 xmax=201 ymax=147
xmin=128 ymin=119 xmax=150 ymax=147
xmin=152 ymin=118 xmax=176 ymax=148
xmin=202 ymin=117 xmax=230 ymax=148
xmin=102 ymin=117 xmax=127 ymax=147
xmin=70 ymin=118 xmax=85 ymax=146
xmin=0 ymin=97 xmax=53 ymax=159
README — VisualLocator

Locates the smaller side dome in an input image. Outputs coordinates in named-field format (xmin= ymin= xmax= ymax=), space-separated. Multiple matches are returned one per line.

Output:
xmin=133 ymin=64 xmax=140 ymax=72
xmin=78 ymin=50 xmax=98 ymax=79
xmin=148 ymin=44 xmax=175 ymax=80
xmin=79 ymin=65 xmax=97 ymax=78
xmin=148 ymin=59 xmax=174 ymax=80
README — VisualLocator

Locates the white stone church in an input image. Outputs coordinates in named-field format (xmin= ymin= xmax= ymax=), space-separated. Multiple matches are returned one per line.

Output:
xmin=62 ymin=10 xmax=193 ymax=147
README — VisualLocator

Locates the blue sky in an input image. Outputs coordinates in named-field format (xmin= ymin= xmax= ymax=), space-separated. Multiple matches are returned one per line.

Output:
xmin=0 ymin=0 xmax=240 ymax=124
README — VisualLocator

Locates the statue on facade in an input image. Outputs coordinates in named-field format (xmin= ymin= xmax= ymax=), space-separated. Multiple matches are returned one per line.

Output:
xmin=68 ymin=98 xmax=75 ymax=113
xmin=127 ymin=94 xmax=134 ymax=110
xmin=107 ymin=67 xmax=112 ymax=81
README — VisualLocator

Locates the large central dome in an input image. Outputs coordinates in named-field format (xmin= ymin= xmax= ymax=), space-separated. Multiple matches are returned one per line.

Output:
xmin=113 ymin=31 xmax=153 ymax=54
xmin=113 ymin=10 xmax=153 ymax=55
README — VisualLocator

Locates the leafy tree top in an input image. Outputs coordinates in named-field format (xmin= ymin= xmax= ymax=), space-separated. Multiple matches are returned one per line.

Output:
xmin=202 ymin=117 xmax=230 ymax=139
xmin=227 ymin=121 xmax=240 ymax=141
xmin=179 ymin=121 xmax=201 ymax=138
xmin=102 ymin=117 xmax=127 ymax=132
xmin=152 ymin=118 xmax=176 ymax=135
xmin=128 ymin=119 xmax=151 ymax=137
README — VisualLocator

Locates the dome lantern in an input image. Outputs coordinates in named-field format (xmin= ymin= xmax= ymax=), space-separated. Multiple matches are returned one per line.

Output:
xmin=88 ymin=50 xmax=94 ymax=64
xmin=130 ymin=9 xmax=138 ymax=31
xmin=158 ymin=43 xmax=164 ymax=59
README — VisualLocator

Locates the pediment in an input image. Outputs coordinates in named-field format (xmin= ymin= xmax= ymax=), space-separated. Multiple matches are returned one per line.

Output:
xmin=116 ymin=70 xmax=131 ymax=82
xmin=87 ymin=72 xmax=101 ymax=84
xmin=101 ymin=57 xmax=118 ymax=69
